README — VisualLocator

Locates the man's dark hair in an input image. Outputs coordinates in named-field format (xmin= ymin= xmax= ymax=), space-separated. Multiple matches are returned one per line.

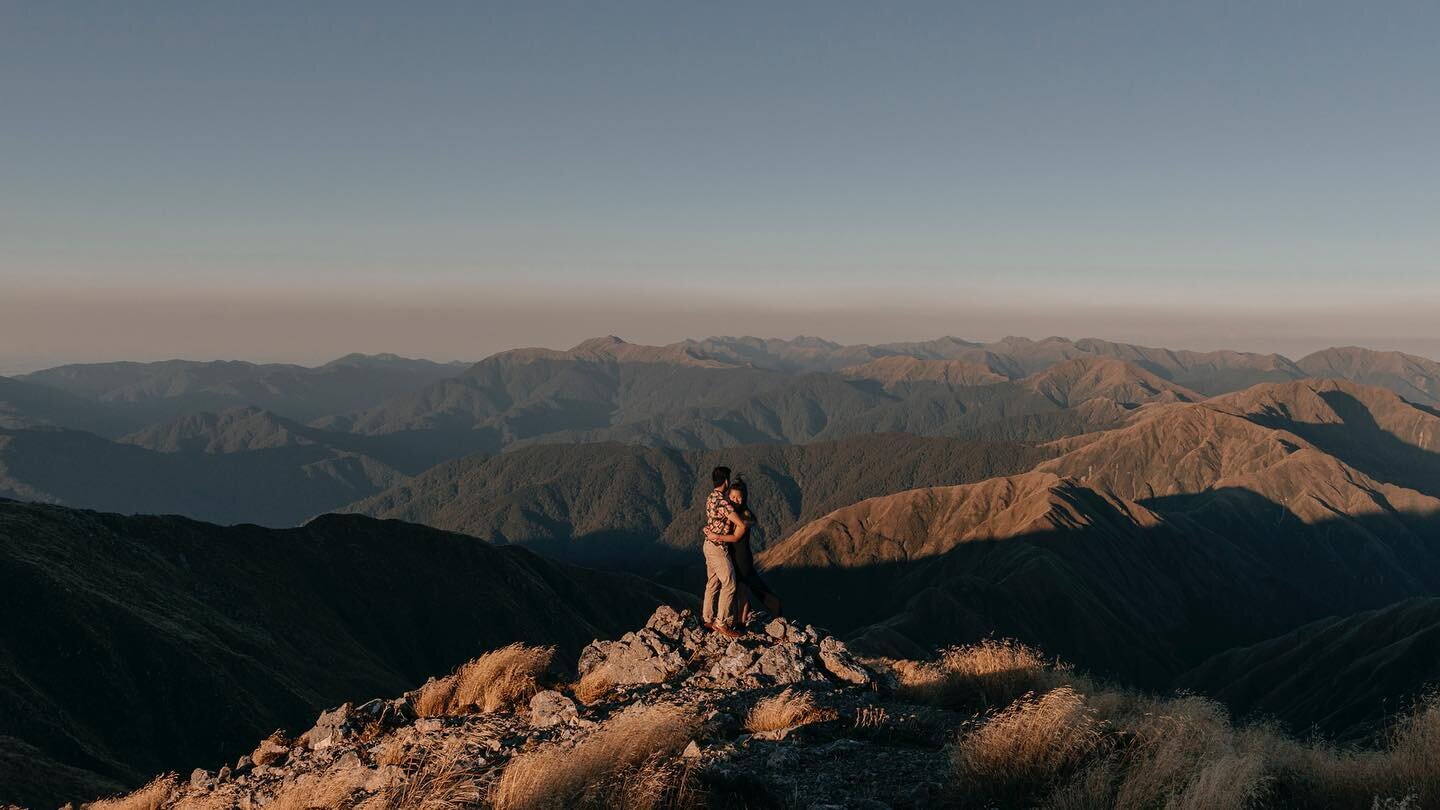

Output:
xmin=711 ymin=466 xmax=731 ymax=489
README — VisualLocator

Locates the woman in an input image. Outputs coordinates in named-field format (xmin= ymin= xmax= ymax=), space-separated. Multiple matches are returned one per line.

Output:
xmin=705 ymin=477 xmax=782 ymax=625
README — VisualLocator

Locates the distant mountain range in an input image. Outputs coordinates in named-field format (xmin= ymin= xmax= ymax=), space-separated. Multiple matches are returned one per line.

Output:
xmin=0 ymin=402 xmax=464 ymax=527
xmin=7 ymin=337 xmax=1440 ymax=806
xmin=0 ymin=499 xmax=680 ymax=807
xmin=14 ymin=353 xmax=468 ymax=433
xmin=3 ymin=337 xmax=1439 ymax=530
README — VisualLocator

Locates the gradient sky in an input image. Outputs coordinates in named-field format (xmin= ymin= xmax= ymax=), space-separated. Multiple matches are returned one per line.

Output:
xmin=3 ymin=1 xmax=1439 ymax=370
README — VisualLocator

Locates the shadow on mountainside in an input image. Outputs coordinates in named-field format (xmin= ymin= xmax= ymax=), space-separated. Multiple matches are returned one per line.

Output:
xmin=0 ymin=501 xmax=688 ymax=808
xmin=760 ymin=490 xmax=1440 ymax=694
xmin=1242 ymin=389 xmax=1440 ymax=499
xmin=1177 ymin=596 xmax=1440 ymax=744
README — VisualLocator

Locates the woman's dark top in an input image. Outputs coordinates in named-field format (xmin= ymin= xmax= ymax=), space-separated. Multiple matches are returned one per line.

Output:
xmin=729 ymin=509 xmax=774 ymax=601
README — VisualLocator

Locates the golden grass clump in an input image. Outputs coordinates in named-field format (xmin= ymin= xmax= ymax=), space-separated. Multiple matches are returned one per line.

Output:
xmin=491 ymin=702 xmax=700 ymax=810
xmin=744 ymin=689 xmax=839 ymax=733
xmin=952 ymin=686 xmax=1103 ymax=794
xmin=380 ymin=740 xmax=481 ymax=810
xmin=86 ymin=775 xmax=177 ymax=810
xmin=414 ymin=643 xmax=555 ymax=717
xmin=171 ymin=791 xmax=254 ymax=810
xmin=1027 ymin=689 xmax=1440 ymax=809
xmin=1107 ymin=697 xmax=1270 ymax=810
xmin=264 ymin=767 xmax=375 ymax=810
xmin=572 ymin=667 xmax=616 ymax=705
xmin=608 ymin=753 xmax=703 ymax=810
xmin=1380 ymin=694 xmax=1440 ymax=805
xmin=892 ymin=639 xmax=1079 ymax=710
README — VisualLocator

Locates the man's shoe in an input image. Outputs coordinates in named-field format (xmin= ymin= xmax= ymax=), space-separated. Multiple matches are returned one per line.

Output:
xmin=714 ymin=624 xmax=742 ymax=639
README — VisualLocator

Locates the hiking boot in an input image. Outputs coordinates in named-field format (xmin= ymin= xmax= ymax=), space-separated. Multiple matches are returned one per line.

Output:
xmin=713 ymin=624 xmax=742 ymax=639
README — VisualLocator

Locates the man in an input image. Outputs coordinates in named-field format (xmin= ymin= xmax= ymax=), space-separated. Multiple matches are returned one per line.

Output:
xmin=701 ymin=465 xmax=744 ymax=638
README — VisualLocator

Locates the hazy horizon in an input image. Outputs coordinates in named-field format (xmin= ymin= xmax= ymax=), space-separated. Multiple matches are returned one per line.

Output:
xmin=5 ymin=3 xmax=1439 ymax=371
xmin=5 ymin=296 xmax=1440 ymax=377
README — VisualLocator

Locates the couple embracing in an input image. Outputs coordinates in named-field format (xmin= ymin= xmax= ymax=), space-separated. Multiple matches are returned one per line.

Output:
xmin=700 ymin=466 xmax=783 ymax=639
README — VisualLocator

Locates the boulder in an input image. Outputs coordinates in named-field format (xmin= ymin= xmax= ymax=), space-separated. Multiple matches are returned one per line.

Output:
xmin=751 ymin=642 xmax=822 ymax=684
xmin=710 ymin=641 xmax=759 ymax=680
xmin=189 ymin=768 xmax=213 ymax=790
xmin=577 ymin=622 xmax=687 ymax=685
xmin=529 ymin=690 xmax=580 ymax=728
xmin=301 ymin=703 xmax=354 ymax=750
xmin=645 ymin=605 xmax=697 ymax=640
xmin=250 ymin=732 xmax=291 ymax=767
xmin=818 ymin=637 xmax=873 ymax=686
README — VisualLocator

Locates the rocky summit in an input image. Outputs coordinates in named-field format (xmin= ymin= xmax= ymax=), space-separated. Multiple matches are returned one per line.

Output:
xmin=46 ymin=604 xmax=1440 ymax=808
xmin=97 ymin=607 xmax=957 ymax=810
xmin=578 ymin=606 xmax=873 ymax=689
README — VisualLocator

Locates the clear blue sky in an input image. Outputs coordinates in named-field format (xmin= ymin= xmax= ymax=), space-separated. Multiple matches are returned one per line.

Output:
xmin=2 ymin=1 xmax=1439 ymax=367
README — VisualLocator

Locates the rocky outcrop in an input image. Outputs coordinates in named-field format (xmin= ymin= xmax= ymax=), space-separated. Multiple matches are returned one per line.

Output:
xmin=578 ymin=606 xmax=872 ymax=688
xmin=108 ymin=607 xmax=932 ymax=810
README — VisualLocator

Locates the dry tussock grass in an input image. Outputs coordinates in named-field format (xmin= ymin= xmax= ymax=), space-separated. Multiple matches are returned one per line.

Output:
xmin=890 ymin=639 xmax=1080 ymax=710
xmin=380 ymin=739 xmax=481 ymax=810
xmin=86 ymin=775 xmax=177 ymax=810
xmin=572 ymin=667 xmax=615 ymax=705
xmin=1105 ymin=697 xmax=1270 ymax=810
xmin=607 ymin=752 xmax=704 ymax=810
xmin=952 ymin=686 xmax=1103 ymax=796
xmin=266 ymin=767 xmax=373 ymax=810
xmin=171 ymin=791 xmax=249 ymax=810
xmin=491 ymin=702 xmax=700 ymax=810
xmin=373 ymin=738 xmax=412 ymax=767
xmin=745 ymin=689 xmax=839 ymax=733
xmin=948 ymin=678 xmax=1440 ymax=809
xmin=414 ymin=644 xmax=554 ymax=717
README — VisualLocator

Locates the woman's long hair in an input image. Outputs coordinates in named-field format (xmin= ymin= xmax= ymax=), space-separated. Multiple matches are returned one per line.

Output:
xmin=729 ymin=477 xmax=754 ymax=523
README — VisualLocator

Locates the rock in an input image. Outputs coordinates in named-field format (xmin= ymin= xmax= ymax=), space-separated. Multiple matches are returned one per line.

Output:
xmin=217 ymin=765 xmax=232 ymax=783
xmin=645 ymin=605 xmax=695 ymax=640
xmin=751 ymin=642 xmax=821 ymax=684
xmin=578 ymin=629 xmax=687 ymax=684
xmin=576 ymin=642 xmax=609 ymax=677
xmin=388 ymin=696 xmax=412 ymax=717
xmin=529 ymin=690 xmax=580 ymax=728
xmin=818 ymin=637 xmax=873 ymax=686
xmin=250 ymin=732 xmax=290 ymax=767
xmin=233 ymin=754 xmax=254 ymax=775
xmin=710 ymin=641 xmax=759 ymax=680
xmin=682 ymin=740 xmax=703 ymax=759
xmin=301 ymin=704 xmax=354 ymax=750
xmin=189 ymin=767 xmax=213 ymax=789
xmin=764 ymin=617 xmax=808 ymax=643
xmin=335 ymin=750 xmax=361 ymax=769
